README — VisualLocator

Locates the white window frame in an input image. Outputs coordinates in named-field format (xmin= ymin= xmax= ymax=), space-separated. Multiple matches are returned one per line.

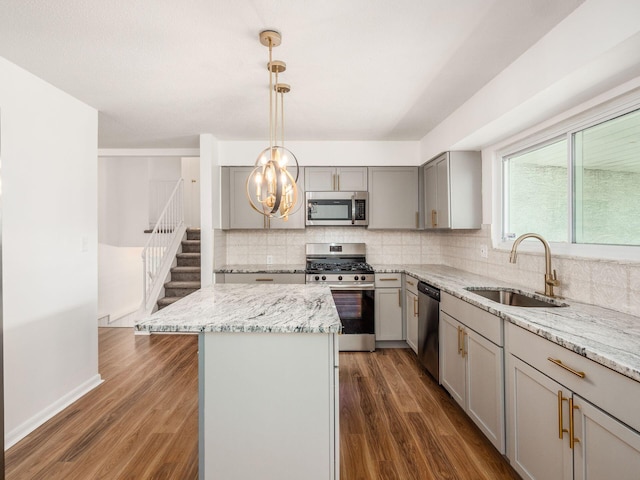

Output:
xmin=494 ymin=88 xmax=640 ymax=262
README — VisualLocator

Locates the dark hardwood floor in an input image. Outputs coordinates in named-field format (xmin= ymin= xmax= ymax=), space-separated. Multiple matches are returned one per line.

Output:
xmin=6 ymin=328 xmax=520 ymax=479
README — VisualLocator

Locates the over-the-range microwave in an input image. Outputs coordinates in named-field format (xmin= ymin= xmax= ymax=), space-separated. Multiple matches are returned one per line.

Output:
xmin=305 ymin=191 xmax=368 ymax=226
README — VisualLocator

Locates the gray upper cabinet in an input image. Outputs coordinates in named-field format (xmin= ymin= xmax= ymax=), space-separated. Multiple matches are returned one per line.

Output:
xmin=368 ymin=167 xmax=419 ymax=229
xmin=305 ymin=167 xmax=367 ymax=191
xmin=423 ymin=151 xmax=481 ymax=230
xmin=222 ymin=166 xmax=306 ymax=230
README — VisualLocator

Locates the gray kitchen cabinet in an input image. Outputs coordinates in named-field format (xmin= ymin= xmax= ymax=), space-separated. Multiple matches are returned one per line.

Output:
xmin=506 ymin=322 xmax=640 ymax=480
xmin=423 ymin=151 xmax=481 ymax=230
xmin=219 ymin=273 xmax=305 ymax=284
xmin=305 ymin=167 xmax=367 ymax=191
xmin=440 ymin=292 xmax=505 ymax=453
xmin=368 ymin=167 xmax=419 ymax=229
xmin=222 ymin=166 xmax=305 ymax=230
xmin=404 ymin=275 xmax=419 ymax=353
xmin=374 ymin=273 xmax=403 ymax=341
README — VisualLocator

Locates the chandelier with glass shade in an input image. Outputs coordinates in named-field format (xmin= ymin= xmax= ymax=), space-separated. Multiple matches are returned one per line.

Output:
xmin=246 ymin=30 xmax=299 ymax=221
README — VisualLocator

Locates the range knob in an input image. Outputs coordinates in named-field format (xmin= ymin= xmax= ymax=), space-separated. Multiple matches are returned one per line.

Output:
xmin=321 ymin=275 xmax=326 ymax=281
xmin=314 ymin=276 xmax=320 ymax=281
xmin=338 ymin=275 xmax=343 ymax=281
xmin=361 ymin=275 xmax=366 ymax=281
xmin=354 ymin=275 xmax=359 ymax=281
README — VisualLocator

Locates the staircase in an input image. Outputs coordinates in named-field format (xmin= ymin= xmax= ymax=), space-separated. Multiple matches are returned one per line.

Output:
xmin=157 ymin=228 xmax=201 ymax=310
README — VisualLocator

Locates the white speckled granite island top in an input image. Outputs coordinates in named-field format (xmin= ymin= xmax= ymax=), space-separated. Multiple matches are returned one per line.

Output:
xmin=135 ymin=283 xmax=341 ymax=334
xmin=375 ymin=264 xmax=640 ymax=384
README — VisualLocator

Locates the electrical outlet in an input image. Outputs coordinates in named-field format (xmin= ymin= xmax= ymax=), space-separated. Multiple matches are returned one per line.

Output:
xmin=266 ymin=255 xmax=273 ymax=264
xmin=480 ymin=244 xmax=488 ymax=258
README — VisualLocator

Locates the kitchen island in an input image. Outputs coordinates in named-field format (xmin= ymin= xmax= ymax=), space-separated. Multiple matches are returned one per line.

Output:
xmin=136 ymin=283 xmax=342 ymax=480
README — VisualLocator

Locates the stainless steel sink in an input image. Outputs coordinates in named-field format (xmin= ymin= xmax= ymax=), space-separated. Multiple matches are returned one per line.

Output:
xmin=464 ymin=288 xmax=568 ymax=308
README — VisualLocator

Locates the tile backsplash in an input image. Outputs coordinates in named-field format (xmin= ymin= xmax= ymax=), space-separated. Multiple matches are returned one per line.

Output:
xmin=215 ymin=225 xmax=640 ymax=317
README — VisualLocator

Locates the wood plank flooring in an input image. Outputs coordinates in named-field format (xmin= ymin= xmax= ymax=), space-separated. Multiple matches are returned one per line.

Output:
xmin=6 ymin=328 xmax=199 ymax=480
xmin=6 ymin=329 xmax=520 ymax=479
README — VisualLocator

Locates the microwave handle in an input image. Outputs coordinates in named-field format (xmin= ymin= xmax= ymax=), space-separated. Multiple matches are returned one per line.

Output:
xmin=351 ymin=195 xmax=356 ymax=225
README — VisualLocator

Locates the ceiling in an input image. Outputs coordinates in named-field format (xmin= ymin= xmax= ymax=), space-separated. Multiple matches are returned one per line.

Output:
xmin=0 ymin=0 xmax=584 ymax=148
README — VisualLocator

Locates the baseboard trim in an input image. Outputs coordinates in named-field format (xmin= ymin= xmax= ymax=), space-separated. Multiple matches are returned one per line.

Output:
xmin=5 ymin=374 xmax=104 ymax=450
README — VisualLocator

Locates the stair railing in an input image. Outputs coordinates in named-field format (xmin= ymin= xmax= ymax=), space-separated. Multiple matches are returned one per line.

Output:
xmin=141 ymin=178 xmax=186 ymax=312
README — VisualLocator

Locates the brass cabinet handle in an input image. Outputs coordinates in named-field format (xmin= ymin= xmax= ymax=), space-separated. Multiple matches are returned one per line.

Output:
xmin=398 ymin=290 xmax=402 ymax=307
xmin=548 ymin=357 xmax=586 ymax=378
xmin=413 ymin=297 xmax=418 ymax=316
xmin=431 ymin=209 xmax=437 ymax=228
xmin=406 ymin=280 xmax=415 ymax=286
xmin=457 ymin=326 xmax=463 ymax=355
xmin=255 ymin=278 xmax=274 ymax=282
xmin=557 ymin=391 xmax=569 ymax=439
xmin=462 ymin=329 xmax=467 ymax=357
xmin=337 ymin=174 xmax=340 ymax=191
xmin=332 ymin=173 xmax=337 ymax=191
xmin=379 ymin=278 xmax=398 ymax=281
xmin=569 ymin=398 xmax=580 ymax=449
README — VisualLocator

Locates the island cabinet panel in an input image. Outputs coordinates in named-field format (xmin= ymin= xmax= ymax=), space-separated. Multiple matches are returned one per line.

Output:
xmin=367 ymin=167 xmax=419 ymax=229
xmin=199 ymin=332 xmax=339 ymax=480
xmin=506 ymin=322 xmax=640 ymax=480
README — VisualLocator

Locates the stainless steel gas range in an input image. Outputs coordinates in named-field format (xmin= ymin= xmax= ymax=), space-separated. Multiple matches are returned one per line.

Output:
xmin=305 ymin=243 xmax=375 ymax=352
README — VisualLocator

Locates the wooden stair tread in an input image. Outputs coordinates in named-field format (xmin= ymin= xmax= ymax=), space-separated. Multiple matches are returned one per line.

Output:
xmin=176 ymin=252 xmax=201 ymax=257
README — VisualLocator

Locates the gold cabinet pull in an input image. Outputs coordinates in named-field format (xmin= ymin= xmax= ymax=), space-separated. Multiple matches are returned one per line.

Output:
xmin=457 ymin=326 xmax=463 ymax=355
xmin=413 ymin=297 xmax=418 ymax=316
xmin=462 ymin=329 xmax=467 ymax=357
xmin=557 ymin=391 xmax=569 ymax=439
xmin=379 ymin=277 xmax=397 ymax=281
xmin=431 ymin=209 xmax=437 ymax=227
xmin=548 ymin=357 xmax=586 ymax=378
xmin=255 ymin=278 xmax=274 ymax=282
xmin=569 ymin=398 xmax=580 ymax=449
xmin=398 ymin=290 xmax=402 ymax=307
xmin=406 ymin=280 xmax=415 ymax=287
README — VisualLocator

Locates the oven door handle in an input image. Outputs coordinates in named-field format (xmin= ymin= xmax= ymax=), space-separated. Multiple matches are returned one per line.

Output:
xmin=329 ymin=284 xmax=375 ymax=291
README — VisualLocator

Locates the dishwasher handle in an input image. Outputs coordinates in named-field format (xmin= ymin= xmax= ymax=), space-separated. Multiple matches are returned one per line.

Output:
xmin=418 ymin=281 xmax=440 ymax=301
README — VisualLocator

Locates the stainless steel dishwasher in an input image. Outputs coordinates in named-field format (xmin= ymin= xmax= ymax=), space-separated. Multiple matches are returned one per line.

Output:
xmin=418 ymin=281 xmax=440 ymax=382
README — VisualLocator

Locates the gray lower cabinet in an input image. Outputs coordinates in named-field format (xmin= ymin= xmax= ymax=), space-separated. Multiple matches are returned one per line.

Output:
xmin=423 ymin=151 xmax=481 ymax=230
xmin=404 ymin=275 xmax=419 ymax=353
xmin=506 ymin=322 xmax=640 ymax=480
xmin=440 ymin=292 xmax=505 ymax=453
xmin=368 ymin=167 xmax=419 ymax=229
xmin=222 ymin=166 xmax=306 ymax=230
xmin=374 ymin=274 xmax=403 ymax=341
xmin=218 ymin=273 xmax=305 ymax=284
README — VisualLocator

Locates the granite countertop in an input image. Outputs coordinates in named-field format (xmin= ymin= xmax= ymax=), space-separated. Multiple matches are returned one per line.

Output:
xmin=374 ymin=264 xmax=640 ymax=383
xmin=135 ymin=283 xmax=341 ymax=334
xmin=215 ymin=264 xmax=306 ymax=274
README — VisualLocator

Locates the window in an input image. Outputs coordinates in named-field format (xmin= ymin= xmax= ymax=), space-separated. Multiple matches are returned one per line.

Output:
xmin=502 ymin=107 xmax=640 ymax=247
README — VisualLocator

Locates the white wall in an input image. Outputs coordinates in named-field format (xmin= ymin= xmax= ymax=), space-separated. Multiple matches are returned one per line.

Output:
xmin=419 ymin=0 xmax=640 ymax=161
xmin=219 ymin=141 xmax=420 ymax=166
xmin=0 ymin=56 xmax=100 ymax=447
xmin=99 ymin=156 xmax=181 ymax=247
xmin=97 ymin=156 xmax=181 ymax=322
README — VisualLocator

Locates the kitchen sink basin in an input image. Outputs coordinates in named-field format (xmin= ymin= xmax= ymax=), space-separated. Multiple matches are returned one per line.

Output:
xmin=464 ymin=287 xmax=568 ymax=308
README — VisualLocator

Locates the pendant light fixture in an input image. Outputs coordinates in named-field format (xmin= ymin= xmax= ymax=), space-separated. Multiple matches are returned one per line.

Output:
xmin=246 ymin=30 xmax=299 ymax=221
